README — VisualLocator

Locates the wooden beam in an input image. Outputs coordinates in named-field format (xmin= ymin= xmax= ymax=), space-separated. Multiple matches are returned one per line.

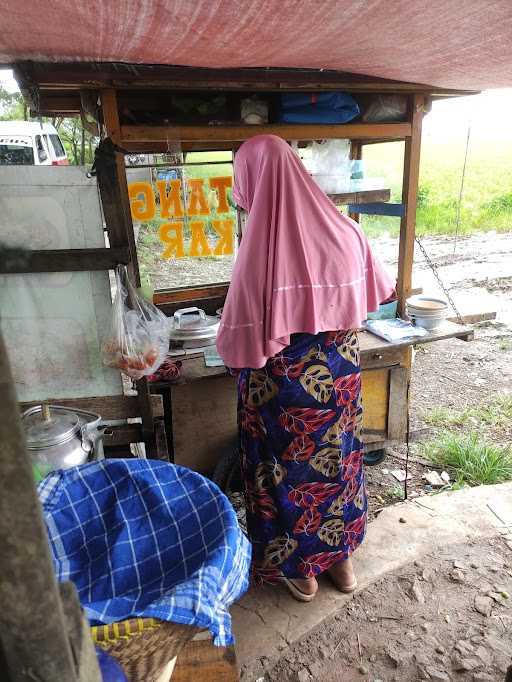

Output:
xmin=0 ymin=331 xmax=92 ymax=682
xmin=20 ymin=394 xmax=164 ymax=420
xmin=120 ymin=140 xmax=240 ymax=153
xmin=0 ymin=247 xmax=130 ymax=274
xmin=387 ymin=367 xmax=409 ymax=441
xmin=98 ymin=90 xmax=156 ymax=441
xmin=121 ymin=122 xmax=411 ymax=144
xmin=17 ymin=61 xmax=479 ymax=97
xmin=173 ymin=638 xmax=238 ymax=681
xmin=154 ymin=284 xmax=229 ymax=306
xmin=330 ymin=188 xmax=390 ymax=206
xmin=59 ymin=584 xmax=102 ymax=682
xmin=348 ymin=141 xmax=362 ymax=222
xmin=34 ymin=93 xmax=82 ymax=115
xmin=396 ymin=94 xmax=424 ymax=315
xmin=98 ymin=92 xmax=139 ymax=281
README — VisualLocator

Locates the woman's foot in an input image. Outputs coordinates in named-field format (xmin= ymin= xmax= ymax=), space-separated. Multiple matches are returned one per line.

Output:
xmin=327 ymin=557 xmax=358 ymax=593
xmin=280 ymin=576 xmax=318 ymax=602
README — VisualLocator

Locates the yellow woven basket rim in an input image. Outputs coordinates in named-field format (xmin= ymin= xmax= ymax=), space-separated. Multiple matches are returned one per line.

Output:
xmin=91 ymin=617 xmax=163 ymax=645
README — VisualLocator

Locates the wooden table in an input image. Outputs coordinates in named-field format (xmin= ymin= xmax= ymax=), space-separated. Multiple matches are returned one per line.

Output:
xmin=151 ymin=322 xmax=473 ymax=472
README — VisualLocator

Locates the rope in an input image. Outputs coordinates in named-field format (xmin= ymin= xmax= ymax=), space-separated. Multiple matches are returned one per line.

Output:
xmin=403 ymin=375 xmax=411 ymax=500
xmin=452 ymin=125 xmax=471 ymax=257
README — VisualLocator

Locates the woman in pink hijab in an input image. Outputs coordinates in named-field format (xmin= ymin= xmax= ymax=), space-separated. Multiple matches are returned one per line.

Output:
xmin=217 ymin=135 xmax=394 ymax=601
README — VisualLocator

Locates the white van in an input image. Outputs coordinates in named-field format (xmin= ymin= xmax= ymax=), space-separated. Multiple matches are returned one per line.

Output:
xmin=0 ymin=121 xmax=68 ymax=166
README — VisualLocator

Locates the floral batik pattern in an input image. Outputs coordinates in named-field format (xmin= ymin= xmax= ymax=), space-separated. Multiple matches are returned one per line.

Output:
xmin=237 ymin=330 xmax=366 ymax=583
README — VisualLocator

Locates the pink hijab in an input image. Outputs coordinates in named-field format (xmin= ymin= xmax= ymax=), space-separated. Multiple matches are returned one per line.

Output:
xmin=216 ymin=135 xmax=394 ymax=369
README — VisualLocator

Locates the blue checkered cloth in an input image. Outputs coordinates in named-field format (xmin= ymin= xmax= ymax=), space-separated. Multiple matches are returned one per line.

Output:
xmin=38 ymin=459 xmax=251 ymax=646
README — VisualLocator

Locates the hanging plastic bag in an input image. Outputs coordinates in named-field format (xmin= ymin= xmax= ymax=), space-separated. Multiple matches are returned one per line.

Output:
xmin=361 ymin=95 xmax=407 ymax=122
xmin=310 ymin=139 xmax=351 ymax=193
xmin=102 ymin=266 xmax=170 ymax=380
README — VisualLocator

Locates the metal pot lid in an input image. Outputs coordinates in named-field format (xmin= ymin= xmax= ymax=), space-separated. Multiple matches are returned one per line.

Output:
xmin=169 ymin=307 xmax=219 ymax=340
xmin=22 ymin=405 xmax=81 ymax=449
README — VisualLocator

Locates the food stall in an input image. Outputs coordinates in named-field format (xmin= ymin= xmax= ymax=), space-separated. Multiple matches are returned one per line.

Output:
xmin=8 ymin=62 xmax=476 ymax=473
xmin=2 ymin=3 xmax=512 ymax=680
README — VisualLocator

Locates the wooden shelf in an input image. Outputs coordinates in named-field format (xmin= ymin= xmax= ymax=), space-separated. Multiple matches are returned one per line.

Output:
xmin=328 ymin=188 xmax=390 ymax=205
xmin=120 ymin=122 xmax=411 ymax=146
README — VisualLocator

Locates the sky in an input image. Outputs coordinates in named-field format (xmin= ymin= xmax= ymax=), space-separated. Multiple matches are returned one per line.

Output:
xmin=1 ymin=67 xmax=511 ymax=143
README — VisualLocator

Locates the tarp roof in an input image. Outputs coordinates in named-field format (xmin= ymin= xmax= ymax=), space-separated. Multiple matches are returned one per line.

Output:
xmin=1 ymin=1 xmax=512 ymax=91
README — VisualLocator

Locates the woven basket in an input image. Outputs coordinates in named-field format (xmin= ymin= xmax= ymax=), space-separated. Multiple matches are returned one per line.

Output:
xmin=92 ymin=617 xmax=195 ymax=682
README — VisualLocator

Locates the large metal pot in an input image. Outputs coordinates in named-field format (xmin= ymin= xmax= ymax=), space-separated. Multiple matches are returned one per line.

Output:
xmin=22 ymin=403 xmax=106 ymax=480
xmin=168 ymin=307 xmax=219 ymax=348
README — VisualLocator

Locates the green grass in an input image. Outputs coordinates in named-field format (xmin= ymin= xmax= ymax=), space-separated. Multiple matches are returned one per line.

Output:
xmin=424 ymin=396 xmax=512 ymax=430
xmin=476 ymin=396 xmax=512 ymax=428
xmin=422 ymin=432 xmax=512 ymax=486
xmin=424 ymin=406 xmax=473 ymax=428
xmin=385 ymin=483 xmax=405 ymax=501
xmin=360 ymin=139 xmax=512 ymax=238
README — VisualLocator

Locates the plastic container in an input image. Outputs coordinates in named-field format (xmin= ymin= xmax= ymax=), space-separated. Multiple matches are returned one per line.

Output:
xmin=312 ymin=174 xmax=351 ymax=194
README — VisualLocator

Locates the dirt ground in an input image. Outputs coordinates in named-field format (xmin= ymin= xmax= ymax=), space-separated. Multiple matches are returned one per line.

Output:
xmin=256 ymin=536 xmax=511 ymax=682
xmin=366 ymin=328 xmax=512 ymax=520
xmin=234 ymin=232 xmax=512 ymax=681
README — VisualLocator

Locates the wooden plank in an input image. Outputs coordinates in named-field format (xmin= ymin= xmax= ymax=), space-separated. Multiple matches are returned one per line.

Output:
xmin=36 ymin=93 xmax=82 ymax=115
xmin=23 ymin=61 xmax=478 ymax=96
xmin=447 ymin=311 xmax=496 ymax=325
xmin=171 ymin=375 xmax=237 ymax=474
xmin=361 ymin=321 xmax=474 ymax=352
xmin=59 ymin=583 xmax=102 ymax=682
xmin=101 ymin=89 xmax=121 ymax=144
xmin=387 ymin=367 xmax=409 ymax=441
xmin=20 ymin=394 xmax=164 ymax=419
xmin=0 ymin=332 xmax=81 ymax=682
xmin=348 ymin=141 xmax=362 ymax=222
xmin=329 ymin=188 xmax=390 ymax=205
xmin=121 ymin=140 xmax=243 ymax=153
xmin=154 ymin=418 xmax=170 ymax=461
xmin=361 ymin=346 xmax=404 ymax=370
xmin=154 ymin=284 xmax=229 ymax=306
xmin=396 ymin=94 xmax=424 ymax=315
xmin=99 ymin=90 xmax=157 ymax=438
xmin=102 ymin=424 xmax=142 ymax=447
xmin=172 ymin=639 xmax=238 ymax=682
xmin=175 ymin=354 xmax=229 ymax=383
xmin=121 ymin=122 xmax=412 ymax=144
xmin=0 ymin=247 xmax=130 ymax=274
xmin=361 ymin=368 xmax=389 ymax=434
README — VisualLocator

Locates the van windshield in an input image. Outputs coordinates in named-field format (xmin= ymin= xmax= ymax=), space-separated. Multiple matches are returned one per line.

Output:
xmin=0 ymin=144 xmax=35 ymax=165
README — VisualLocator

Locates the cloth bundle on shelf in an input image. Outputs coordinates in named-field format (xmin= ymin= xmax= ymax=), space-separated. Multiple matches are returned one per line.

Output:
xmin=279 ymin=92 xmax=360 ymax=124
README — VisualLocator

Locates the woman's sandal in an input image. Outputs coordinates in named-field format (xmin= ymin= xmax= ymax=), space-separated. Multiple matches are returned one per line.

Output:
xmin=279 ymin=577 xmax=318 ymax=602
xmin=328 ymin=574 xmax=358 ymax=593
xmin=327 ymin=565 xmax=358 ymax=593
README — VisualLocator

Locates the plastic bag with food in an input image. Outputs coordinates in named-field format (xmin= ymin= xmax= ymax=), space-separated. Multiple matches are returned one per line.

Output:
xmin=102 ymin=266 xmax=170 ymax=380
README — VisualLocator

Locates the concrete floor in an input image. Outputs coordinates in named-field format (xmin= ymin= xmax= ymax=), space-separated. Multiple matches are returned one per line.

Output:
xmin=232 ymin=482 xmax=512 ymax=670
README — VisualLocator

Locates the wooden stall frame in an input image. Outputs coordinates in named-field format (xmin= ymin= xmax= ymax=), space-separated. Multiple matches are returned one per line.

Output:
xmin=84 ymin=84 xmax=472 ymax=462
xmin=9 ymin=64 xmax=475 ymax=459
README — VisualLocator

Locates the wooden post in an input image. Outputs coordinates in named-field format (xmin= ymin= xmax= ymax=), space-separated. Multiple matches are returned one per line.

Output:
xmin=348 ymin=141 xmax=362 ymax=222
xmin=98 ymin=90 xmax=140 ymax=283
xmin=396 ymin=94 xmax=424 ymax=316
xmin=98 ymin=89 xmax=157 ymax=448
xmin=0 ymin=331 xmax=100 ymax=682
